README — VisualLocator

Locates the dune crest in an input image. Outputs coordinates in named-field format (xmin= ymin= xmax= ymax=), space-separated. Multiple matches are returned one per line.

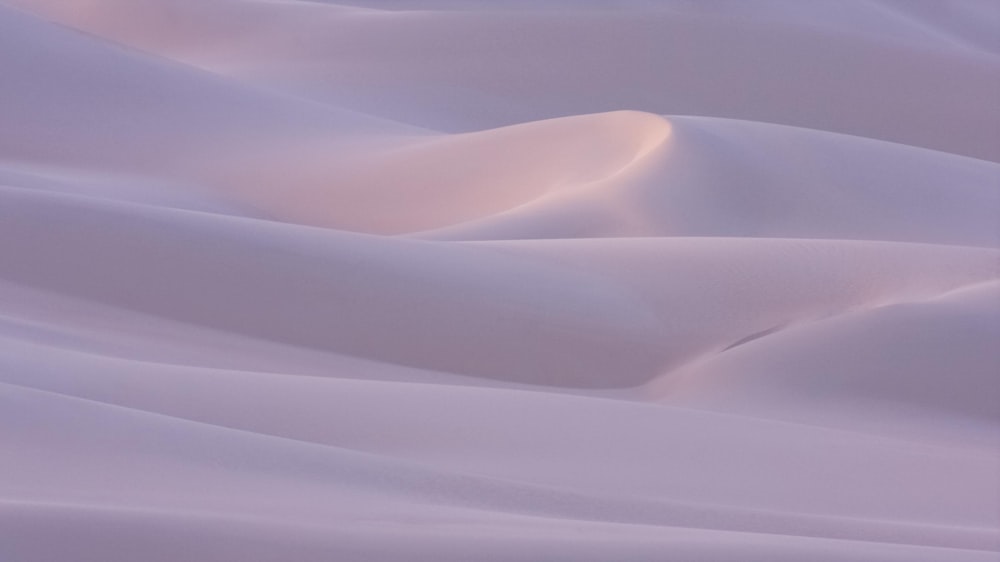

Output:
xmin=2 ymin=1 xmax=998 ymax=561
xmin=214 ymin=110 xmax=671 ymax=233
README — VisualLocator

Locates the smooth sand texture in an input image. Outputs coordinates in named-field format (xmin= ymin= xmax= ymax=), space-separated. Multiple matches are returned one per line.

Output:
xmin=2 ymin=1 xmax=998 ymax=560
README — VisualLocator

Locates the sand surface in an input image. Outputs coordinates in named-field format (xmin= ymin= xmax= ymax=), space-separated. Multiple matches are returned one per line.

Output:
xmin=2 ymin=1 xmax=999 ymax=560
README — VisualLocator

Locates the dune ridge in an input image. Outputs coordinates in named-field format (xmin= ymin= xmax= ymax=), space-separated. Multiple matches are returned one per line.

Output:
xmin=2 ymin=1 xmax=998 ymax=560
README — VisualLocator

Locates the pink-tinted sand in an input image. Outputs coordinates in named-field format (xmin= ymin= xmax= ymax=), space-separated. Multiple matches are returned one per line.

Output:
xmin=1 ymin=1 xmax=998 ymax=560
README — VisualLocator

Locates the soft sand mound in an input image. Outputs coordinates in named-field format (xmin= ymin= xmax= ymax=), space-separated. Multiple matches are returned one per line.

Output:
xmin=2 ymin=1 xmax=998 ymax=561
xmin=420 ymin=116 xmax=1000 ymax=244
xmin=2 ymin=186 xmax=996 ymax=387
xmin=13 ymin=0 xmax=999 ymax=159
xmin=213 ymin=110 xmax=672 ymax=233
xmin=650 ymin=280 xmax=1000 ymax=445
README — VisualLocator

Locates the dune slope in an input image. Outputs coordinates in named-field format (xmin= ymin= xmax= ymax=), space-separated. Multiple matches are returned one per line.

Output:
xmin=2 ymin=1 xmax=998 ymax=561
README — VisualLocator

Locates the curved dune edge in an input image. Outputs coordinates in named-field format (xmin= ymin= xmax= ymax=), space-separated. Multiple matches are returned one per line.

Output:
xmin=211 ymin=110 xmax=672 ymax=233
xmin=3 ymin=1 xmax=999 ymax=561
xmin=2 ymin=185 xmax=997 ymax=388
xmin=2 ymin=383 xmax=997 ymax=549
xmin=647 ymin=280 xmax=1000 ymax=445
xmin=11 ymin=0 xmax=999 ymax=159
xmin=415 ymin=115 xmax=1000 ymax=244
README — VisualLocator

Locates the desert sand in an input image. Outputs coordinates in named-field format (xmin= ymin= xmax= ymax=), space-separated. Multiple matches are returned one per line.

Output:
xmin=1 ymin=1 xmax=998 ymax=560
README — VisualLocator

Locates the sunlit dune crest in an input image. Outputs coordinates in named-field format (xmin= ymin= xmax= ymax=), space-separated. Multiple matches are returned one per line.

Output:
xmin=2 ymin=1 xmax=998 ymax=561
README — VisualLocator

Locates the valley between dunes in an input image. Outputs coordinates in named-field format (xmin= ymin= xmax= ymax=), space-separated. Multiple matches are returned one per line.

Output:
xmin=1 ymin=1 xmax=998 ymax=560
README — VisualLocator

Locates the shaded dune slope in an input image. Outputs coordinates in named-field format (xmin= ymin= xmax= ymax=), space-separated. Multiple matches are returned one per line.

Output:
xmin=2 ymin=1 xmax=999 ymax=561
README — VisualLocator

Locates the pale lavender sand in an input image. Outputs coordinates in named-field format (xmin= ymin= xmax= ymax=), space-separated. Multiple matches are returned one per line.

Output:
xmin=1 ymin=1 xmax=998 ymax=560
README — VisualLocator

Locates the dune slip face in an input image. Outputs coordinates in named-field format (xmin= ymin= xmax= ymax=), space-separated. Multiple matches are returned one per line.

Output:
xmin=2 ymin=1 xmax=999 ymax=561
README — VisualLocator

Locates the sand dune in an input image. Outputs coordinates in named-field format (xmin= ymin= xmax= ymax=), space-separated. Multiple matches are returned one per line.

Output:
xmin=651 ymin=280 xmax=1000 ymax=445
xmin=212 ymin=110 xmax=672 ymax=233
xmin=2 ymin=1 xmax=998 ymax=560
xmin=2 ymin=186 xmax=996 ymax=386
xmin=419 ymin=115 xmax=1000 ymax=244
xmin=13 ymin=0 xmax=999 ymax=160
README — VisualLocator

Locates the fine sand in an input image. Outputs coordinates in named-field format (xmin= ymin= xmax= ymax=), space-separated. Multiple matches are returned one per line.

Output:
xmin=2 ymin=1 xmax=998 ymax=560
